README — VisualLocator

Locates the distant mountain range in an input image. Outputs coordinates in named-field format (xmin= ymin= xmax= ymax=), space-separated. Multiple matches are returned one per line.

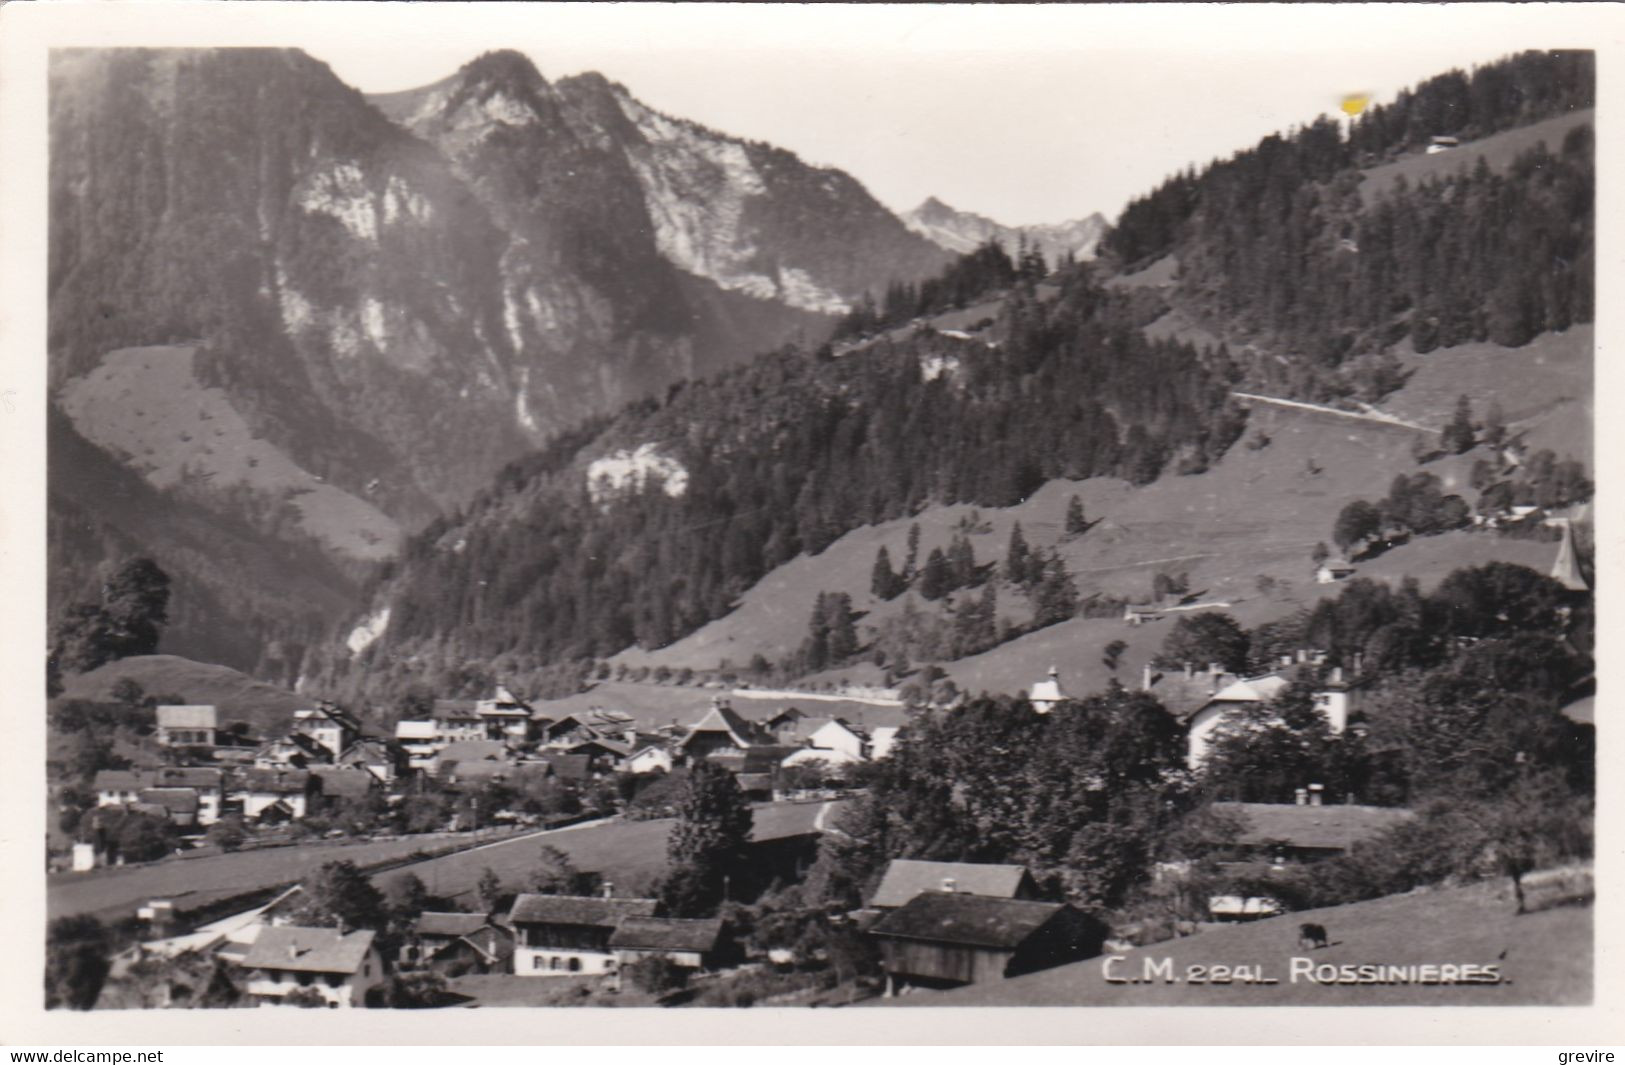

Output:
xmin=903 ymin=196 xmax=1107 ymax=263
xmin=47 ymin=47 xmax=952 ymax=671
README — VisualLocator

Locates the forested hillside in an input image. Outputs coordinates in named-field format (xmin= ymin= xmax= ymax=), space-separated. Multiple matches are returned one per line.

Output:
xmin=1104 ymin=50 xmax=1593 ymax=402
xmin=318 ymin=250 xmax=1246 ymax=694
xmin=315 ymin=50 xmax=1594 ymax=702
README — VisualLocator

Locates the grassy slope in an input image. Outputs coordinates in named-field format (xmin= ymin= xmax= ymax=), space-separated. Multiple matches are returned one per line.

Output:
xmin=1380 ymin=325 xmax=1593 ymax=463
xmin=59 ymin=654 xmax=309 ymax=736
xmin=1357 ymin=109 xmax=1594 ymax=207
xmin=58 ymin=345 xmax=400 ymax=561
xmin=610 ymin=320 xmax=1578 ymax=699
xmin=893 ymin=880 xmax=1591 ymax=1006
xmin=372 ymin=800 xmax=838 ymax=906
xmin=533 ymin=682 xmax=908 ymax=734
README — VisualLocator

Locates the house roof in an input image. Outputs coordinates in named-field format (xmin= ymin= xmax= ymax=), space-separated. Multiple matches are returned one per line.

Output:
xmin=137 ymin=788 xmax=200 ymax=815
xmin=242 ymin=926 xmax=376 ymax=975
xmin=1211 ymin=801 xmax=1414 ymax=852
xmin=233 ymin=768 xmax=311 ymax=794
xmin=256 ymin=732 xmax=329 ymax=761
xmin=433 ymin=699 xmax=481 ymax=721
xmin=94 ymin=770 xmax=149 ymax=792
xmin=415 ymin=912 xmax=492 ymax=939
xmin=448 ymin=760 xmax=514 ymax=782
xmin=677 ymin=703 xmax=764 ymax=750
xmin=311 ymin=768 xmax=377 ymax=799
xmin=782 ymin=747 xmax=861 ymax=767
xmin=608 ymin=917 xmax=724 ymax=953
xmin=151 ymin=767 xmax=223 ymax=789
xmin=870 ymin=893 xmax=1067 ymax=950
xmin=395 ymin=720 xmax=437 ymax=741
xmin=533 ymin=753 xmax=591 ymax=781
xmin=1209 ymin=675 xmax=1290 ymax=705
xmin=870 ymin=859 xmax=1033 ymax=909
xmin=437 ymin=740 xmax=508 ymax=763
xmin=507 ymin=894 xmax=658 ymax=928
xmin=1029 ymin=668 xmax=1065 ymax=704
xmin=569 ymin=737 xmax=631 ymax=758
xmin=157 ymin=704 xmax=218 ymax=729
xmin=1143 ymin=671 xmax=1229 ymax=719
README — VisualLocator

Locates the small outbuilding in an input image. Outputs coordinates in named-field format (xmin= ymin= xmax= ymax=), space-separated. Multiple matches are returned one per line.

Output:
xmin=869 ymin=893 xmax=1107 ymax=993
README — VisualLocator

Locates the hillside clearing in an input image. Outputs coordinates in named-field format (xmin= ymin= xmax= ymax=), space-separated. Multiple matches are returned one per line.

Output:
xmin=890 ymin=880 xmax=1590 ymax=1006
xmin=58 ymin=654 xmax=309 ymax=736
xmin=58 ymin=345 xmax=401 ymax=561
xmin=1357 ymin=109 xmax=1593 ymax=207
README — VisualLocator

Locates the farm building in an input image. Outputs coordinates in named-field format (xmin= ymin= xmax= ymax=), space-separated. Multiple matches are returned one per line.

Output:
xmin=869 ymin=859 xmax=1039 ymax=910
xmin=869 ymin=893 xmax=1107 ymax=994
xmin=156 ymin=704 xmax=218 ymax=748
xmin=508 ymin=893 xmax=658 ymax=976
xmin=230 ymin=768 xmax=315 ymax=822
xmin=394 ymin=720 xmax=439 ymax=769
xmin=609 ymin=916 xmax=726 ymax=970
xmin=1208 ymin=801 xmax=1414 ymax=864
xmin=1027 ymin=667 xmax=1067 ymax=714
xmin=475 ymin=685 xmax=541 ymax=742
xmin=1316 ymin=559 xmax=1357 ymax=584
xmin=404 ymin=912 xmax=514 ymax=976
xmin=290 ymin=702 xmax=363 ymax=759
xmin=626 ymin=743 xmax=674 ymax=774
xmin=239 ymin=925 xmax=383 ymax=1008
xmin=675 ymin=698 xmax=775 ymax=762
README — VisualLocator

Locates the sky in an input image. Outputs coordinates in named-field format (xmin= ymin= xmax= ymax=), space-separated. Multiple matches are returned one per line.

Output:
xmin=237 ymin=3 xmax=1619 ymax=226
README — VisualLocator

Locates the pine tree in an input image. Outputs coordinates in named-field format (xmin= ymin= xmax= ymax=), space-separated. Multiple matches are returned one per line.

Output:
xmin=1065 ymin=495 xmax=1088 ymax=536
xmin=919 ymin=547 xmax=952 ymax=601
xmin=871 ymin=545 xmax=903 ymax=600
xmin=1442 ymin=394 xmax=1477 ymax=455
xmin=826 ymin=593 xmax=859 ymax=661
xmin=662 ymin=761 xmax=754 ymax=916
xmin=1004 ymin=521 xmax=1032 ymax=585
xmin=903 ymin=523 xmax=921 ymax=582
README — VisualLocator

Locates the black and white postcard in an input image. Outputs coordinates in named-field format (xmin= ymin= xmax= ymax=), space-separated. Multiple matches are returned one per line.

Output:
xmin=3 ymin=0 xmax=1620 ymax=1047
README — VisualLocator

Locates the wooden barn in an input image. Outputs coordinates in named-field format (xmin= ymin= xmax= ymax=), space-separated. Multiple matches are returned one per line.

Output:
xmin=868 ymin=893 xmax=1107 ymax=994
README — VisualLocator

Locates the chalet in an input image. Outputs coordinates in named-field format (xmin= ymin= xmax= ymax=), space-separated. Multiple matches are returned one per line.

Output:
xmin=675 ymin=698 xmax=772 ymax=762
xmin=231 ymin=768 xmax=315 ymax=822
xmin=254 ymin=731 xmax=332 ymax=770
xmin=567 ymin=737 xmax=631 ymax=774
xmin=310 ymin=767 xmax=379 ymax=806
xmin=533 ymin=751 xmax=593 ymax=785
xmin=1426 ymin=134 xmax=1460 ymax=154
xmin=433 ymin=739 xmax=509 ymax=772
xmin=1316 ymin=559 xmax=1357 ymax=584
xmin=1184 ymin=674 xmax=1292 ymax=767
xmin=137 ymin=788 xmax=200 ymax=829
xmin=290 ymin=702 xmax=363 ymax=759
xmin=765 ymin=707 xmax=808 ymax=743
xmin=1027 ymin=667 xmax=1066 ymax=714
xmin=394 ymin=720 xmax=440 ymax=770
xmin=1123 ymin=605 xmax=1162 ymax=626
xmin=869 ymin=894 xmax=1107 ymax=994
xmin=475 ymin=685 xmax=539 ymax=743
xmin=239 ymin=925 xmax=383 ymax=1007
xmin=626 ymin=743 xmax=674 ymax=775
xmin=432 ymin=700 xmax=487 ymax=744
xmin=94 ymin=769 xmax=150 ymax=807
xmin=542 ymin=714 xmax=605 ymax=750
xmin=336 ymin=737 xmax=403 ymax=783
xmin=404 ymin=912 xmax=514 ymax=976
xmin=790 ymin=717 xmax=869 ymax=760
xmin=609 ymin=917 xmax=725 ymax=970
xmin=1208 ymin=800 xmax=1413 ymax=865
xmin=93 ymin=767 xmax=224 ymax=825
xmin=156 ymin=704 xmax=218 ymax=748
xmin=870 ymin=859 xmax=1039 ymax=910
xmin=1184 ymin=665 xmax=1353 ymax=768
xmin=508 ymin=893 xmax=658 ymax=976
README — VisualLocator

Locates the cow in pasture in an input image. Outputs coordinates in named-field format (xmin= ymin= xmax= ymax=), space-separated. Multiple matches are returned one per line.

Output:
xmin=1297 ymin=922 xmax=1329 ymax=949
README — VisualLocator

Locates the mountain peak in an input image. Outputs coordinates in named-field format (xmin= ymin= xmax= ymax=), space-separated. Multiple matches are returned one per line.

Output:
xmin=458 ymin=49 xmax=548 ymax=91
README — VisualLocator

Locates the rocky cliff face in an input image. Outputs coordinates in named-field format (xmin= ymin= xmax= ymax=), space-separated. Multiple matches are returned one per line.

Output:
xmin=904 ymin=196 xmax=1107 ymax=264
xmin=48 ymin=46 xmax=945 ymax=671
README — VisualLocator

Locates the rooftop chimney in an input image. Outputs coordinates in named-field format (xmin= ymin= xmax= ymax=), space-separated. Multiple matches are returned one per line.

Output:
xmin=603 ymin=881 xmax=614 ymax=899
xmin=1308 ymin=783 xmax=1324 ymax=807
xmin=1294 ymin=788 xmax=1308 ymax=806
xmin=941 ymin=878 xmax=957 ymax=893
